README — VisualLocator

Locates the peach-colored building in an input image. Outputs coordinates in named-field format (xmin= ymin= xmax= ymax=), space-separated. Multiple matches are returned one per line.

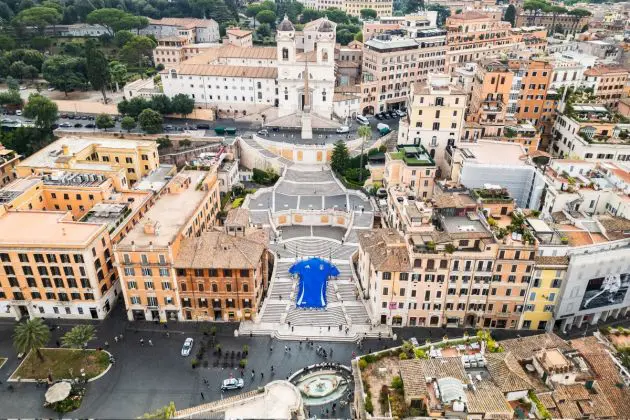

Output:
xmin=0 ymin=145 xmax=19 ymax=188
xmin=445 ymin=10 xmax=515 ymax=73
xmin=384 ymin=145 xmax=437 ymax=200
xmin=226 ymin=28 xmax=253 ymax=48
xmin=583 ymin=65 xmax=630 ymax=109
xmin=115 ymin=169 xmax=221 ymax=322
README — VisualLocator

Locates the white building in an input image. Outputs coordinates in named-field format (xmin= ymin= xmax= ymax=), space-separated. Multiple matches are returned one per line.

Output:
xmin=141 ymin=18 xmax=220 ymax=43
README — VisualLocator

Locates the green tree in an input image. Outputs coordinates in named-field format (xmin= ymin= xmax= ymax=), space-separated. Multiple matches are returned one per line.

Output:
xmin=5 ymin=49 xmax=45 ymax=70
xmin=119 ymin=36 xmax=157 ymax=70
xmin=156 ymin=136 xmax=172 ymax=149
xmin=13 ymin=6 xmax=61 ymax=34
xmin=5 ymin=76 xmax=20 ymax=91
xmin=331 ymin=140 xmax=349 ymax=173
xmin=0 ymin=1 xmax=14 ymax=22
xmin=121 ymin=116 xmax=136 ymax=132
xmin=325 ymin=8 xmax=349 ymax=24
xmin=96 ymin=113 xmax=115 ymax=131
xmin=256 ymin=9 xmax=276 ymax=26
xmin=42 ymin=55 xmax=87 ymax=97
xmin=114 ymin=30 xmax=135 ymax=48
xmin=360 ymin=8 xmax=377 ymax=20
xmin=23 ymin=93 xmax=58 ymax=130
xmin=246 ymin=3 xmax=265 ymax=18
xmin=404 ymin=0 xmax=424 ymax=14
xmin=85 ymin=39 xmax=110 ymax=103
xmin=86 ymin=8 xmax=148 ymax=36
xmin=9 ymin=61 xmax=38 ymax=80
xmin=523 ymin=0 xmax=551 ymax=25
xmin=149 ymin=94 xmax=172 ymax=115
xmin=170 ymin=93 xmax=195 ymax=117
xmin=336 ymin=29 xmax=354 ymax=45
xmin=503 ymin=4 xmax=516 ymax=27
xmin=300 ymin=8 xmax=322 ymax=24
xmin=357 ymin=125 xmax=372 ymax=183
xmin=61 ymin=324 xmax=96 ymax=349
xmin=138 ymin=108 xmax=163 ymax=133
xmin=0 ymin=34 xmax=17 ymax=51
xmin=109 ymin=61 xmax=127 ymax=92
xmin=13 ymin=318 xmax=50 ymax=360
xmin=190 ymin=0 xmax=235 ymax=24
xmin=256 ymin=23 xmax=271 ymax=38
xmin=277 ymin=0 xmax=303 ymax=22
xmin=0 ymin=89 xmax=23 ymax=107
xmin=354 ymin=31 xmax=363 ymax=42
xmin=141 ymin=401 xmax=177 ymax=419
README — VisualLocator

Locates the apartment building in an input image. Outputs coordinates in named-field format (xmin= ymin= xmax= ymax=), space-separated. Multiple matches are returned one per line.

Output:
xmin=0 ymin=145 xmax=19 ymax=188
xmin=520 ymin=255 xmax=568 ymax=331
xmin=465 ymin=59 xmax=513 ymax=139
xmin=152 ymin=37 xmax=219 ymax=66
xmin=583 ymin=65 xmax=630 ymax=109
xmin=334 ymin=41 xmax=362 ymax=86
xmin=0 ymin=209 xmax=119 ymax=320
xmin=515 ymin=9 xmax=590 ymax=35
xmin=115 ymin=169 xmax=220 ymax=322
xmin=16 ymin=136 xmax=159 ymax=188
xmin=398 ymin=74 xmax=466 ymax=174
xmin=174 ymin=229 xmax=268 ymax=322
xmin=383 ymin=145 xmax=437 ymax=199
xmin=550 ymin=104 xmax=630 ymax=161
xmin=445 ymin=10 xmax=515 ymax=73
xmin=344 ymin=0 xmax=393 ymax=17
xmin=226 ymin=28 xmax=253 ymax=48
xmin=141 ymin=18 xmax=220 ymax=43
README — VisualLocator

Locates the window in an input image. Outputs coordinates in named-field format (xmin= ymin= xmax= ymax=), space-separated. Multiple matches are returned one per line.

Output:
xmin=383 ymin=287 xmax=389 ymax=295
xmin=144 ymin=281 xmax=154 ymax=290
xmin=224 ymin=269 xmax=232 ymax=277
xmin=124 ymin=267 xmax=135 ymax=276
xmin=382 ymin=272 xmax=392 ymax=280
xmin=240 ymin=269 xmax=249 ymax=278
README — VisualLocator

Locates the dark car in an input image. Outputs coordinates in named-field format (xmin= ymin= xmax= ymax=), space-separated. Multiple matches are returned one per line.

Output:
xmin=382 ymin=112 xmax=390 ymax=120
xmin=67 ymin=114 xmax=75 ymax=119
xmin=375 ymin=113 xmax=383 ymax=120
xmin=196 ymin=123 xmax=210 ymax=130
xmin=81 ymin=115 xmax=89 ymax=120
xmin=60 ymin=113 xmax=68 ymax=119
xmin=74 ymin=123 xmax=83 ymax=128
xmin=85 ymin=123 xmax=95 ymax=128
xmin=164 ymin=125 xmax=174 ymax=131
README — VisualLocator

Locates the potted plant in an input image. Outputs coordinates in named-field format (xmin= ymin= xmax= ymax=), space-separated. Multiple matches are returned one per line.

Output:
xmin=191 ymin=358 xmax=198 ymax=369
xmin=242 ymin=344 xmax=249 ymax=356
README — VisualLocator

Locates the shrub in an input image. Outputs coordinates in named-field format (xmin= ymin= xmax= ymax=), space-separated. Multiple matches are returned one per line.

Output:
xmin=378 ymin=385 xmax=389 ymax=415
xmin=239 ymin=358 xmax=248 ymax=368
xmin=414 ymin=348 xmax=428 ymax=359
xmin=399 ymin=351 xmax=408 ymax=360
xmin=391 ymin=376 xmax=403 ymax=391
xmin=358 ymin=359 xmax=368 ymax=370
xmin=191 ymin=358 xmax=198 ymax=368
xmin=364 ymin=395 xmax=374 ymax=414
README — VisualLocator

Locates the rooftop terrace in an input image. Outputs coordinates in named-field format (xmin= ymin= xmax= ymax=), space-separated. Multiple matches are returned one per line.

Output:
xmin=389 ymin=145 xmax=436 ymax=167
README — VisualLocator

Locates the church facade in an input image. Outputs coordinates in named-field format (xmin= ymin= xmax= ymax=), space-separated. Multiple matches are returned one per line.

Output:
xmin=160 ymin=16 xmax=337 ymax=120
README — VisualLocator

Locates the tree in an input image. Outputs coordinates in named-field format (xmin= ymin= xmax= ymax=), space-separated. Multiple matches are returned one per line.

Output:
xmin=503 ymin=4 xmax=516 ymax=27
xmin=5 ymin=76 xmax=20 ymax=91
xmin=109 ymin=61 xmax=127 ymax=92
xmin=256 ymin=9 xmax=276 ymax=26
xmin=85 ymin=40 xmax=110 ymax=103
xmin=5 ymin=49 xmax=45 ymax=70
xmin=149 ymin=94 xmax=172 ymax=114
xmin=246 ymin=3 xmax=265 ymax=18
xmin=427 ymin=4 xmax=451 ymax=27
xmin=23 ymin=93 xmax=58 ymax=130
xmin=13 ymin=318 xmax=50 ymax=360
xmin=9 ymin=61 xmax=37 ymax=80
xmin=0 ymin=1 xmax=14 ymax=22
xmin=61 ymin=324 xmax=96 ymax=349
xmin=42 ymin=55 xmax=87 ymax=97
xmin=86 ymin=8 xmax=147 ymax=36
xmin=523 ymin=0 xmax=551 ymax=25
xmin=0 ymin=90 xmax=23 ymax=107
xmin=170 ymin=93 xmax=195 ymax=117
xmin=141 ymin=401 xmax=177 ymax=419
xmin=300 ymin=8 xmax=322 ymax=24
xmin=277 ymin=0 xmax=303 ymax=22
xmin=336 ymin=29 xmax=354 ymax=45
xmin=331 ymin=140 xmax=349 ymax=173
xmin=357 ymin=125 xmax=372 ymax=183
xmin=138 ymin=108 xmax=163 ymax=133
xmin=354 ymin=31 xmax=363 ymax=42
xmin=256 ymin=23 xmax=271 ymax=38
xmin=404 ymin=0 xmax=424 ymax=14
xmin=360 ymin=8 xmax=377 ymax=20
xmin=12 ymin=6 xmax=61 ymax=34
xmin=325 ymin=8 xmax=349 ymax=24
xmin=156 ymin=136 xmax=172 ymax=149
xmin=119 ymin=36 xmax=157 ymax=70
xmin=0 ymin=34 xmax=16 ymax=51
xmin=121 ymin=116 xmax=136 ymax=132
xmin=190 ymin=0 xmax=235 ymax=24
xmin=96 ymin=113 xmax=115 ymax=131
xmin=114 ymin=30 xmax=135 ymax=48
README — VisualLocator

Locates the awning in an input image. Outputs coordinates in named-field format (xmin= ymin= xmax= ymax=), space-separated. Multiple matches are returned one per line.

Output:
xmin=45 ymin=381 xmax=71 ymax=403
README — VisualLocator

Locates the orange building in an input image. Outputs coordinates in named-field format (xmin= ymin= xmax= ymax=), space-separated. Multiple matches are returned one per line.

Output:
xmin=583 ymin=65 xmax=630 ymax=109
xmin=0 ymin=145 xmax=20 ymax=188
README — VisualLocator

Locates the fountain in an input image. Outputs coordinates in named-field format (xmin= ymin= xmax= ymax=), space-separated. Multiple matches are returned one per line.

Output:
xmin=290 ymin=364 xmax=353 ymax=406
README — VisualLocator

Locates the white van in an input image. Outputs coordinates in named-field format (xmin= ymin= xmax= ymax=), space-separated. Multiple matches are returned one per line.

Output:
xmin=356 ymin=115 xmax=370 ymax=125
xmin=336 ymin=125 xmax=350 ymax=134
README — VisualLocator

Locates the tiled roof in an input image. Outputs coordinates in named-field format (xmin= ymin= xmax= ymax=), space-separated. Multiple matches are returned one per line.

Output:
xmin=551 ymin=383 xmax=616 ymax=419
xmin=417 ymin=357 xmax=469 ymax=382
xmin=398 ymin=359 xmax=428 ymax=397
xmin=485 ymin=352 xmax=534 ymax=393
xmin=148 ymin=17 xmax=217 ymax=29
xmin=500 ymin=333 xmax=570 ymax=361
xmin=225 ymin=208 xmax=249 ymax=226
xmin=172 ymin=64 xmax=277 ymax=79
xmin=226 ymin=28 xmax=252 ymax=38
xmin=598 ymin=215 xmax=630 ymax=241
xmin=464 ymin=381 xmax=513 ymax=417
xmin=174 ymin=231 xmax=266 ymax=269
xmin=357 ymin=229 xmax=411 ymax=271
xmin=448 ymin=11 xmax=490 ymax=20
xmin=584 ymin=65 xmax=629 ymax=76
xmin=533 ymin=255 xmax=569 ymax=266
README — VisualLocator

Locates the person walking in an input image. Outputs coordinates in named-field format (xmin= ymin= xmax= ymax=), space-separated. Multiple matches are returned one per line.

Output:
xmin=261 ymin=372 xmax=264 ymax=379
xmin=148 ymin=339 xmax=153 ymax=346
xmin=270 ymin=365 xmax=274 ymax=372
xmin=200 ymin=392 xmax=205 ymax=400
xmin=285 ymin=345 xmax=289 ymax=352
xmin=251 ymin=370 xmax=255 ymax=379
xmin=105 ymin=341 xmax=109 ymax=349
xmin=120 ymin=333 xmax=124 ymax=341
xmin=114 ymin=336 xmax=118 ymax=343
xmin=140 ymin=338 xmax=144 ymax=346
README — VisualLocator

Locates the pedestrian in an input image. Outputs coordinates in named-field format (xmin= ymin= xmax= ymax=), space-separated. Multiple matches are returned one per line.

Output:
xmin=270 ymin=365 xmax=274 ymax=372
xmin=140 ymin=338 xmax=144 ymax=346
xmin=261 ymin=372 xmax=264 ymax=379
xmin=279 ymin=294 xmax=282 ymax=300
xmin=339 ymin=325 xmax=342 ymax=331
xmin=120 ymin=333 xmax=124 ymax=341
xmin=299 ymin=341 xmax=302 ymax=347
xmin=166 ymin=332 xmax=170 ymax=338
xmin=291 ymin=326 xmax=294 ymax=332
xmin=114 ymin=336 xmax=118 ymax=343
xmin=105 ymin=341 xmax=109 ymax=349
xmin=285 ymin=345 xmax=289 ymax=352
xmin=56 ymin=340 xmax=60 ymax=347
xmin=328 ymin=326 xmax=331 ymax=331
xmin=200 ymin=392 xmax=205 ymax=400
xmin=330 ymin=348 xmax=333 ymax=356
xmin=148 ymin=339 xmax=153 ymax=346
xmin=352 ymin=351 xmax=356 ymax=358
xmin=251 ymin=371 xmax=255 ymax=379
xmin=270 ymin=346 xmax=273 ymax=352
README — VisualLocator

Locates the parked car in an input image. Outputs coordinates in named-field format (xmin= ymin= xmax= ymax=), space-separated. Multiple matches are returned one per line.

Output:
xmin=181 ymin=337 xmax=194 ymax=356
xmin=164 ymin=125 xmax=174 ymax=131
xmin=409 ymin=337 xmax=419 ymax=347
xmin=59 ymin=122 xmax=72 ymax=128
xmin=356 ymin=115 xmax=370 ymax=125
xmin=387 ymin=111 xmax=397 ymax=119
xmin=67 ymin=114 xmax=75 ymax=119
xmin=381 ymin=112 xmax=390 ymax=120
xmin=257 ymin=129 xmax=269 ymax=136
xmin=47 ymin=87 xmax=55 ymax=91
xmin=15 ymin=110 xmax=22 ymax=116
xmin=74 ymin=123 xmax=83 ymax=128
xmin=85 ymin=123 xmax=95 ymax=128
xmin=221 ymin=378 xmax=244 ymax=391
xmin=336 ymin=125 xmax=350 ymax=134
xmin=196 ymin=123 xmax=210 ymax=130
xmin=396 ymin=110 xmax=407 ymax=117
xmin=60 ymin=113 xmax=68 ymax=118
xmin=81 ymin=115 xmax=89 ymax=120
xmin=375 ymin=113 xmax=383 ymax=120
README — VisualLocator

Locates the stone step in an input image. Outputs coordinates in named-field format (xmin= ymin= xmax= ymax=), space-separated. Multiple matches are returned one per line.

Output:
xmin=285 ymin=306 xmax=347 ymax=327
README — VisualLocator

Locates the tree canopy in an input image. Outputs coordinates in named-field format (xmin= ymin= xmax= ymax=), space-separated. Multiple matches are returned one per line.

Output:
xmin=360 ymin=8 xmax=377 ymax=20
xmin=12 ymin=6 xmax=61 ymax=33
xmin=86 ymin=8 xmax=148 ymax=35
xmin=42 ymin=55 xmax=87 ymax=96
xmin=85 ymin=39 xmax=110 ymax=103
xmin=23 ymin=93 xmax=58 ymax=130
xmin=138 ymin=108 xmax=163 ymax=133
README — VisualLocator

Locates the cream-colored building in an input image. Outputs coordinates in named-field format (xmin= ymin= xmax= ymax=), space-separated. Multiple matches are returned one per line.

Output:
xmin=0 ymin=145 xmax=20 ymax=188
xmin=344 ymin=0 xmax=393 ymax=17
xmin=383 ymin=144 xmax=437 ymax=200
xmin=398 ymin=74 xmax=467 ymax=174
xmin=16 ymin=136 xmax=160 ymax=188
xmin=226 ymin=28 xmax=253 ymax=48
xmin=115 ymin=169 xmax=221 ymax=322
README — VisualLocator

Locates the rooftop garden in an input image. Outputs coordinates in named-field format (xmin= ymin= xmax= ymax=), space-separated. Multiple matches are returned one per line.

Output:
xmin=471 ymin=188 xmax=513 ymax=203
xmin=487 ymin=211 xmax=536 ymax=245
xmin=390 ymin=145 xmax=436 ymax=167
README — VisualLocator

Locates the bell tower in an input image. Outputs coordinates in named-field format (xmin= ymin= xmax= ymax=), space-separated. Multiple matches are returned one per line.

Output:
xmin=276 ymin=15 xmax=296 ymax=63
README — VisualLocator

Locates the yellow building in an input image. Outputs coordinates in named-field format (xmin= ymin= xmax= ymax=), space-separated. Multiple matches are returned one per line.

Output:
xmin=15 ymin=135 xmax=159 ymax=188
xmin=0 ymin=145 xmax=20 ymax=188
xmin=344 ymin=0 xmax=392 ymax=17
xmin=519 ymin=256 xmax=568 ymax=331
xmin=114 ymin=168 xmax=221 ymax=322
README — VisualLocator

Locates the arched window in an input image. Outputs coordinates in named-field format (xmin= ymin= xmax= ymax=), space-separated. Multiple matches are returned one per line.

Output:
xmin=322 ymin=49 xmax=329 ymax=62
xmin=322 ymin=89 xmax=326 ymax=102
xmin=243 ymin=283 xmax=249 ymax=292
xmin=212 ymin=283 xmax=218 ymax=292
xmin=170 ymin=69 xmax=178 ymax=79
xmin=284 ymin=87 xmax=288 ymax=101
xmin=282 ymin=48 xmax=289 ymax=60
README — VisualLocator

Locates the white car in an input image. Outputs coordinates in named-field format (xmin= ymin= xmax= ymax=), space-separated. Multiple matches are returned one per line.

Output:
xmin=409 ymin=337 xmax=419 ymax=347
xmin=336 ymin=125 xmax=349 ymax=134
xmin=15 ymin=110 xmax=22 ymax=116
xmin=356 ymin=115 xmax=370 ymax=125
xmin=181 ymin=337 xmax=194 ymax=356
xmin=221 ymin=378 xmax=244 ymax=391
xmin=396 ymin=110 xmax=407 ymax=117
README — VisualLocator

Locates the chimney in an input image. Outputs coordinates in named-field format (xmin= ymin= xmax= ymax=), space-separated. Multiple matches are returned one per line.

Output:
xmin=143 ymin=219 xmax=159 ymax=235
xmin=62 ymin=144 xmax=70 ymax=155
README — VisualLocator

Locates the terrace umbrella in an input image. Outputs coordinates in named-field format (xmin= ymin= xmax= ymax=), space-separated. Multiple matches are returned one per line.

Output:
xmin=45 ymin=381 xmax=71 ymax=403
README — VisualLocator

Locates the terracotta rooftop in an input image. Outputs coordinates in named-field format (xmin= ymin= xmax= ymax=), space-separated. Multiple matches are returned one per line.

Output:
xmin=485 ymin=352 xmax=534 ymax=393
xmin=464 ymin=381 xmax=513 ymax=417
xmin=148 ymin=17 xmax=217 ymax=29
xmin=225 ymin=208 xmax=249 ymax=226
xmin=533 ymin=255 xmax=569 ymax=266
xmin=226 ymin=28 xmax=252 ymax=38
xmin=357 ymin=229 xmax=411 ymax=271
xmin=584 ymin=65 xmax=629 ymax=76
xmin=500 ymin=333 xmax=570 ymax=361
xmin=448 ymin=11 xmax=490 ymax=20
xmin=398 ymin=359 xmax=428 ymax=397
xmin=172 ymin=64 xmax=277 ymax=79
xmin=175 ymin=231 xmax=266 ymax=269
xmin=598 ymin=215 xmax=630 ymax=241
